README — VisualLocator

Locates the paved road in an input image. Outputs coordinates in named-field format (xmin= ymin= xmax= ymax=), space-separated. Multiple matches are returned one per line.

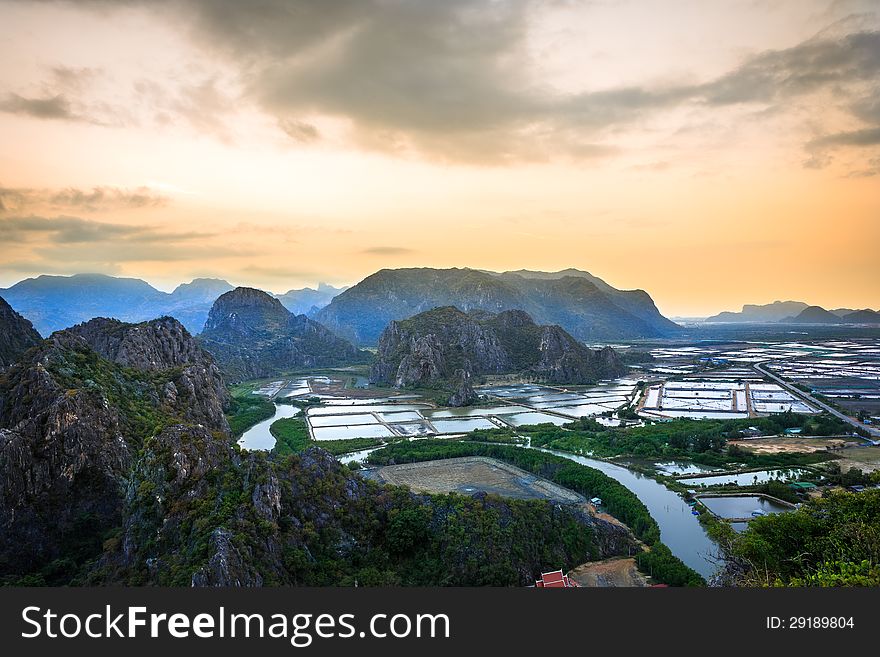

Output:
xmin=754 ymin=363 xmax=880 ymax=438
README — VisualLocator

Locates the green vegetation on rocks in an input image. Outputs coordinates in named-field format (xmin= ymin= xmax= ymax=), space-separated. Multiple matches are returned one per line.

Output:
xmin=711 ymin=489 xmax=880 ymax=586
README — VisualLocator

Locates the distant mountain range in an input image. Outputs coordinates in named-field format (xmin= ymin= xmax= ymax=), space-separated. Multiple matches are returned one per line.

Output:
xmin=275 ymin=283 xmax=348 ymax=315
xmin=316 ymin=267 xmax=680 ymax=345
xmin=198 ymin=287 xmax=368 ymax=382
xmin=705 ymin=300 xmax=879 ymax=324
xmin=371 ymin=306 xmax=626 ymax=404
xmin=705 ymin=301 xmax=811 ymax=323
xmin=780 ymin=306 xmax=880 ymax=324
xmin=0 ymin=274 xmax=345 ymax=336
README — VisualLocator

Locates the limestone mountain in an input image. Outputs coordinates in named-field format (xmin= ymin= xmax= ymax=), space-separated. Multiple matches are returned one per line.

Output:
xmin=781 ymin=305 xmax=846 ymax=323
xmin=198 ymin=287 xmax=367 ymax=382
xmin=0 ymin=296 xmax=41 ymax=369
xmin=316 ymin=267 xmax=679 ymax=346
xmin=705 ymin=300 xmax=810 ymax=323
xmin=370 ymin=306 xmax=627 ymax=399
xmin=0 ymin=273 xmax=234 ymax=335
xmin=275 ymin=283 xmax=346 ymax=316
xmin=0 ymin=316 xmax=230 ymax=582
xmin=780 ymin=306 xmax=880 ymax=324
xmin=839 ymin=309 xmax=880 ymax=323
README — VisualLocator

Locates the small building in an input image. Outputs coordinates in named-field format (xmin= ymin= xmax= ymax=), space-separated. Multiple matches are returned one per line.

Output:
xmin=590 ymin=497 xmax=603 ymax=506
xmin=535 ymin=570 xmax=578 ymax=588
xmin=788 ymin=482 xmax=817 ymax=491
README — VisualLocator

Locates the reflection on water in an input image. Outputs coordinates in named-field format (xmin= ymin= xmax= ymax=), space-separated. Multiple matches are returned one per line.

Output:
xmin=680 ymin=469 xmax=806 ymax=487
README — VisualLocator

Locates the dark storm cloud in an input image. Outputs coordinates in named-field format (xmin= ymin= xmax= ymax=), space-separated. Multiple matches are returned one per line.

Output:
xmin=0 ymin=185 xmax=168 ymax=213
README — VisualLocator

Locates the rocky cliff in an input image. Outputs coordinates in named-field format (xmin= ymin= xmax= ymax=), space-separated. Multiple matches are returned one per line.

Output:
xmin=371 ymin=306 xmax=627 ymax=397
xmin=0 ymin=296 xmax=41 ymax=369
xmin=0 ymin=318 xmax=231 ymax=583
xmin=198 ymin=287 xmax=368 ymax=382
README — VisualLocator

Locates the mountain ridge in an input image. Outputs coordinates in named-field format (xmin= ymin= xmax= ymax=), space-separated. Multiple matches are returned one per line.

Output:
xmin=0 ymin=274 xmax=346 ymax=336
xmin=317 ymin=267 xmax=679 ymax=345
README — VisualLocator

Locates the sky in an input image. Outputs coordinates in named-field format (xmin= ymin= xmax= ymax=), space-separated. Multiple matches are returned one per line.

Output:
xmin=0 ymin=0 xmax=878 ymax=316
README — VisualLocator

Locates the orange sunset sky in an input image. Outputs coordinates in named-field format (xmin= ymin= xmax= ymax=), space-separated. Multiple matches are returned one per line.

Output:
xmin=0 ymin=0 xmax=878 ymax=316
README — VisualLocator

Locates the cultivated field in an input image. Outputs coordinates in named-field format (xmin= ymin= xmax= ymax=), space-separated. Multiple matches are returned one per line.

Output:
xmin=368 ymin=456 xmax=585 ymax=503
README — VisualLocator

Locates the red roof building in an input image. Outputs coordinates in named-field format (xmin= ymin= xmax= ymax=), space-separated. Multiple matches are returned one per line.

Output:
xmin=534 ymin=569 xmax=578 ymax=588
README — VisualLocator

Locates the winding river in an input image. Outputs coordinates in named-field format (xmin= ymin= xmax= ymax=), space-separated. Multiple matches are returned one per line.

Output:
xmin=237 ymin=403 xmax=300 ymax=450
xmin=532 ymin=447 xmax=718 ymax=578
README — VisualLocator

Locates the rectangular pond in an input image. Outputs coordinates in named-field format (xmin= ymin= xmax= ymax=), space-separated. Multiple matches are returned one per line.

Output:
xmin=680 ymin=468 xmax=808 ymax=487
xmin=699 ymin=495 xmax=793 ymax=519
xmin=430 ymin=418 xmax=498 ymax=433
xmin=311 ymin=424 xmax=396 ymax=440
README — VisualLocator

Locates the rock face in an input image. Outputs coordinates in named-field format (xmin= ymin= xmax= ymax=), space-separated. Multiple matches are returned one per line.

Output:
xmin=65 ymin=316 xmax=230 ymax=431
xmin=317 ymin=267 xmax=680 ymax=345
xmin=371 ymin=306 xmax=627 ymax=389
xmin=198 ymin=287 xmax=367 ymax=382
xmin=0 ymin=296 xmax=41 ymax=369
xmin=0 ymin=318 xmax=231 ymax=583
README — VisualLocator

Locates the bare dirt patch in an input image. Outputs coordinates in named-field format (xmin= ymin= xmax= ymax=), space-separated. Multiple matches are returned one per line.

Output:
xmin=569 ymin=557 xmax=648 ymax=587
xmin=734 ymin=436 xmax=846 ymax=455
xmin=369 ymin=456 xmax=585 ymax=504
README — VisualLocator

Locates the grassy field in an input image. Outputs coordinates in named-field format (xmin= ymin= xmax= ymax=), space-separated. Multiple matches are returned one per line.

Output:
xmin=226 ymin=383 xmax=276 ymax=437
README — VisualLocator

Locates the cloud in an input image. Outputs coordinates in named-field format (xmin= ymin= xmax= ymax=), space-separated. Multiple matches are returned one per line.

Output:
xmin=9 ymin=1 xmax=880 ymax=164
xmin=809 ymin=127 xmax=880 ymax=148
xmin=0 ymin=185 xmax=168 ymax=213
xmin=0 ymin=93 xmax=78 ymax=120
xmin=240 ymin=265 xmax=317 ymax=279
xmin=0 ymin=214 xmax=213 ymax=245
xmin=277 ymin=118 xmax=320 ymax=143
xmin=360 ymin=246 xmax=415 ymax=256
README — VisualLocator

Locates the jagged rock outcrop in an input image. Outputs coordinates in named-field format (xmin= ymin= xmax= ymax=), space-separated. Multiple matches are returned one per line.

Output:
xmin=198 ymin=287 xmax=367 ymax=382
xmin=66 ymin=316 xmax=230 ymax=430
xmin=447 ymin=369 xmax=476 ymax=407
xmin=371 ymin=306 xmax=627 ymax=389
xmin=0 ymin=296 xmax=41 ymax=369
xmin=0 ymin=320 xmax=232 ymax=583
